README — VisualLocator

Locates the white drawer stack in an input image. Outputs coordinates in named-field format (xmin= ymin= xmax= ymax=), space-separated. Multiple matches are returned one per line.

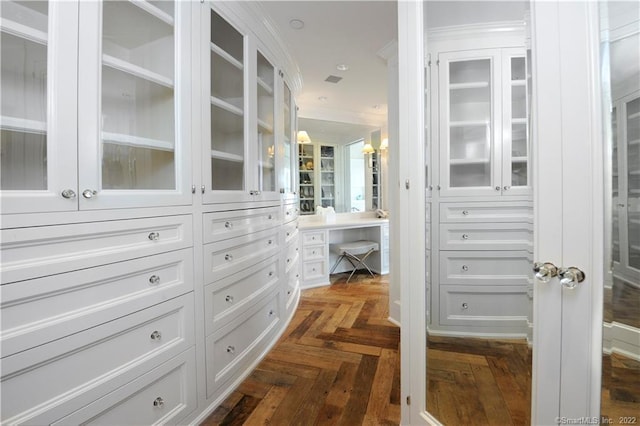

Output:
xmin=202 ymin=206 xmax=282 ymax=398
xmin=281 ymin=201 xmax=300 ymax=315
xmin=0 ymin=215 xmax=197 ymax=425
xmin=299 ymin=229 xmax=329 ymax=287
xmin=435 ymin=202 xmax=533 ymax=336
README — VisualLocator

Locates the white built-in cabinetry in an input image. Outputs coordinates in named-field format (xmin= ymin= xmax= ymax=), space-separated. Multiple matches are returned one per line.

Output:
xmin=0 ymin=1 xmax=301 ymax=424
xmin=427 ymin=24 xmax=533 ymax=338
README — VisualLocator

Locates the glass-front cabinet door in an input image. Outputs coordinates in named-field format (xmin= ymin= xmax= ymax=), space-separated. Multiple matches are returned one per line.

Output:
xmin=202 ymin=7 xmax=248 ymax=203
xmin=280 ymin=80 xmax=297 ymax=200
xmin=256 ymin=50 xmax=276 ymax=196
xmin=78 ymin=0 xmax=191 ymax=209
xmin=0 ymin=1 xmax=78 ymax=214
xmin=501 ymin=49 xmax=530 ymax=195
xmin=438 ymin=49 xmax=501 ymax=196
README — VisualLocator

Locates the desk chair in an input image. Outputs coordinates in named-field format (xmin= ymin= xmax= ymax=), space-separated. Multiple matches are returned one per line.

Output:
xmin=329 ymin=240 xmax=379 ymax=283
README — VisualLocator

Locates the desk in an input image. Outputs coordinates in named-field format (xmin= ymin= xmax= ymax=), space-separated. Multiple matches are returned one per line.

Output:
xmin=298 ymin=214 xmax=389 ymax=288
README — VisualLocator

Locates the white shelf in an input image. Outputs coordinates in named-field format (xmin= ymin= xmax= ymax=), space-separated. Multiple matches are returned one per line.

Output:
xmin=0 ymin=17 xmax=47 ymax=45
xmin=511 ymin=80 xmax=526 ymax=87
xmin=258 ymin=160 xmax=274 ymax=169
xmin=512 ymin=156 xmax=528 ymax=163
xmin=450 ymin=158 xmax=490 ymax=165
xmin=210 ymin=96 xmax=243 ymax=117
xmin=103 ymin=54 xmax=173 ymax=88
xmin=210 ymin=42 xmax=243 ymax=70
xmin=0 ymin=116 xmax=46 ymax=134
xmin=257 ymin=77 xmax=274 ymax=95
xmin=449 ymin=82 xmax=489 ymax=90
xmin=628 ymin=139 xmax=640 ymax=146
xmin=211 ymin=150 xmax=244 ymax=163
xmin=628 ymin=111 xmax=640 ymax=120
xmin=450 ymin=120 xmax=489 ymax=128
xmin=258 ymin=119 xmax=273 ymax=133
xmin=102 ymin=132 xmax=174 ymax=152
xmin=512 ymin=118 xmax=527 ymax=125
xmin=129 ymin=0 xmax=174 ymax=26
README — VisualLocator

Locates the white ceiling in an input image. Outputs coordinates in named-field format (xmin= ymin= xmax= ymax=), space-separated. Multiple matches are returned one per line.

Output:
xmin=259 ymin=1 xmax=398 ymax=127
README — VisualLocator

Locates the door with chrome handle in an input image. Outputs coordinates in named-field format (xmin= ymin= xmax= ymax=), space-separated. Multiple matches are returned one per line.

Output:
xmin=533 ymin=262 xmax=585 ymax=289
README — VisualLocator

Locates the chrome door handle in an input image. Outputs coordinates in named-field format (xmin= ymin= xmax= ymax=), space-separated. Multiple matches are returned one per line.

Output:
xmin=558 ymin=267 xmax=585 ymax=289
xmin=533 ymin=262 xmax=558 ymax=283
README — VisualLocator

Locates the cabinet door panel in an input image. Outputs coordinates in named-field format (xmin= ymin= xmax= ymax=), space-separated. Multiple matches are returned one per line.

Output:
xmin=78 ymin=0 xmax=191 ymax=209
xmin=0 ymin=1 xmax=79 ymax=214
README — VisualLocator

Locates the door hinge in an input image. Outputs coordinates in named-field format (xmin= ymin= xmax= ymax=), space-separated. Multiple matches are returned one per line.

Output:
xmin=406 ymin=395 xmax=411 ymax=405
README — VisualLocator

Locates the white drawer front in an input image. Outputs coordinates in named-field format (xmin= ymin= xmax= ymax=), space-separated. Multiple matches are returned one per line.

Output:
xmin=302 ymin=260 xmax=326 ymax=281
xmin=285 ymin=239 xmax=300 ymax=273
xmin=1 ymin=248 xmax=194 ymax=358
xmin=439 ymin=285 xmax=528 ymax=327
xmin=205 ymin=256 xmax=279 ymax=335
xmin=439 ymin=251 xmax=532 ymax=286
xmin=283 ymin=203 xmax=299 ymax=224
xmin=301 ymin=230 xmax=326 ymax=246
xmin=283 ymin=220 xmax=299 ymax=245
xmin=53 ymin=348 xmax=197 ymax=426
xmin=203 ymin=207 xmax=279 ymax=244
xmin=204 ymin=228 xmax=279 ymax=283
xmin=439 ymin=202 xmax=532 ymax=223
xmin=439 ymin=223 xmax=532 ymax=251
xmin=1 ymin=294 xmax=194 ymax=425
xmin=302 ymin=245 xmax=325 ymax=261
xmin=1 ymin=215 xmax=193 ymax=284
xmin=205 ymin=291 xmax=280 ymax=396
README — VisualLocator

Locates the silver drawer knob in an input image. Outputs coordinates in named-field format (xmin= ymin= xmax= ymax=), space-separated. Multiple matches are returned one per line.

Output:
xmin=462 ymin=210 xmax=469 ymax=216
xmin=495 ymin=186 xmax=501 ymax=191
xmin=287 ymin=258 xmax=291 ymax=263
xmin=268 ymin=214 xmax=273 ymax=219
xmin=269 ymin=271 xmax=274 ymax=276
xmin=461 ymin=265 xmax=469 ymax=272
xmin=225 ymin=221 xmax=233 ymax=229
xmin=225 ymin=254 xmax=233 ymax=261
xmin=148 ymin=232 xmax=160 ymax=241
xmin=268 ymin=239 xmax=273 ymax=245
xmin=461 ymin=234 xmax=469 ymax=240
xmin=61 ymin=189 xmax=76 ymax=199
xmin=150 ymin=330 xmax=162 ymax=340
xmin=558 ymin=267 xmax=586 ymax=289
xmin=533 ymin=262 xmax=558 ymax=283
xmin=461 ymin=303 xmax=469 ymax=310
xmin=149 ymin=275 xmax=160 ymax=285
xmin=153 ymin=397 xmax=164 ymax=408
xmin=269 ymin=309 xmax=274 ymax=316
xmin=227 ymin=345 xmax=235 ymax=354
xmin=225 ymin=295 xmax=234 ymax=303
xmin=82 ymin=189 xmax=97 ymax=199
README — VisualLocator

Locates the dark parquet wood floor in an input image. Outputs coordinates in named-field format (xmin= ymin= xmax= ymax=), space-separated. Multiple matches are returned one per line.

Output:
xmin=202 ymin=273 xmax=639 ymax=426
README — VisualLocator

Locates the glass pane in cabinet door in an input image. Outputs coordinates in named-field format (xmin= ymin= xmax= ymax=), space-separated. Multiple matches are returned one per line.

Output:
xmin=282 ymin=83 xmax=292 ymax=193
xmin=510 ymin=57 xmax=528 ymax=187
xmin=210 ymin=9 xmax=244 ymax=191
xmin=448 ymin=59 xmax=492 ymax=188
xmin=320 ymin=145 xmax=335 ymax=208
xmin=101 ymin=0 xmax=176 ymax=190
xmin=0 ymin=2 xmax=48 ymax=190
xmin=257 ymin=51 xmax=275 ymax=192
xmin=626 ymin=97 xmax=640 ymax=269
xmin=299 ymin=143 xmax=314 ymax=214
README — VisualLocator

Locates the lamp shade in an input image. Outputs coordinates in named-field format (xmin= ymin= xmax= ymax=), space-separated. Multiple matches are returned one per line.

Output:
xmin=380 ymin=138 xmax=389 ymax=150
xmin=362 ymin=143 xmax=375 ymax=154
xmin=297 ymin=130 xmax=311 ymax=144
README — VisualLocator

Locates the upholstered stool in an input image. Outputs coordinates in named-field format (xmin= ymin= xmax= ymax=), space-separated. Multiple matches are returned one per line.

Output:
xmin=329 ymin=240 xmax=379 ymax=283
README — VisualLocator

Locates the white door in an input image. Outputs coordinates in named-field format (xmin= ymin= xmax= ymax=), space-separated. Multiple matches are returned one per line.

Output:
xmin=398 ymin=1 xmax=604 ymax=424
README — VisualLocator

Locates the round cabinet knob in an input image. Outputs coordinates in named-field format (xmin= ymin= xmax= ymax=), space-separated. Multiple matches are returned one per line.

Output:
xmin=495 ymin=186 xmax=501 ymax=191
xmin=153 ymin=397 xmax=165 ymax=408
xmin=150 ymin=330 xmax=162 ymax=340
xmin=225 ymin=295 xmax=234 ymax=303
xmin=461 ymin=303 xmax=469 ymax=310
xmin=462 ymin=210 xmax=469 ymax=216
xmin=503 ymin=186 xmax=511 ymax=191
xmin=226 ymin=345 xmax=235 ymax=354
xmin=225 ymin=254 xmax=233 ymax=261
xmin=225 ymin=221 xmax=233 ymax=229
xmin=461 ymin=265 xmax=469 ymax=272
xmin=82 ymin=189 xmax=97 ymax=199
xmin=269 ymin=309 xmax=275 ymax=316
xmin=268 ymin=271 xmax=274 ymax=277
xmin=461 ymin=234 xmax=469 ymax=240
xmin=533 ymin=262 xmax=559 ymax=283
xmin=268 ymin=239 xmax=273 ymax=245
xmin=61 ymin=189 xmax=76 ymax=199
xmin=558 ymin=267 xmax=586 ymax=289
xmin=149 ymin=275 xmax=161 ymax=285
xmin=148 ymin=232 xmax=160 ymax=241
xmin=287 ymin=258 xmax=291 ymax=263
xmin=268 ymin=214 xmax=273 ymax=220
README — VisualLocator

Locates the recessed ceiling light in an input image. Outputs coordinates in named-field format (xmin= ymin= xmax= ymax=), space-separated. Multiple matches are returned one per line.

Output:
xmin=336 ymin=64 xmax=349 ymax=71
xmin=318 ymin=96 xmax=328 ymax=102
xmin=289 ymin=19 xmax=304 ymax=30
